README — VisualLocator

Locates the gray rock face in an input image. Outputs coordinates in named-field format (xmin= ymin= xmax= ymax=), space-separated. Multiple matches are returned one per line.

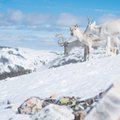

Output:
xmin=49 ymin=50 xmax=84 ymax=68
xmin=0 ymin=65 xmax=31 ymax=80
xmin=18 ymin=97 xmax=44 ymax=115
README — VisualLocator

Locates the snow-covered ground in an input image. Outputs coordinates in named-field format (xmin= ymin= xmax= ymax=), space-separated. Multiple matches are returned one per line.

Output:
xmin=0 ymin=47 xmax=120 ymax=120
xmin=85 ymin=78 xmax=120 ymax=120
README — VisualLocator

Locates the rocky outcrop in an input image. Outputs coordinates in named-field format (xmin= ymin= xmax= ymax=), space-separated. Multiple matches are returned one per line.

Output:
xmin=49 ymin=52 xmax=84 ymax=68
xmin=18 ymin=97 xmax=44 ymax=115
xmin=0 ymin=65 xmax=31 ymax=80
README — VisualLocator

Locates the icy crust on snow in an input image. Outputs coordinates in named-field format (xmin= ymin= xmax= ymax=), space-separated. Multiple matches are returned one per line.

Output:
xmin=0 ymin=47 xmax=58 ymax=74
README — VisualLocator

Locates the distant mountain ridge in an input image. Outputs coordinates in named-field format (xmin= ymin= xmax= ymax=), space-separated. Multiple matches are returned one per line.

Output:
xmin=0 ymin=46 xmax=57 ymax=80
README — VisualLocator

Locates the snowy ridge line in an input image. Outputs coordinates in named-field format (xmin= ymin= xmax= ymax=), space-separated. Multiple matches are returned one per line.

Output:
xmin=0 ymin=46 xmax=18 ymax=50
xmin=0 ymin=46 xmax=58 ymax=80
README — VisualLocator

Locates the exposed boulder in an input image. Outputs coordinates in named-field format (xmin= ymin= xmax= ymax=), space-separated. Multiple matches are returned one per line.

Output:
xmin=18 ymin=97 xmax=44 ymax=115
xmin=49 ymin=50 xmax=84 ymax=68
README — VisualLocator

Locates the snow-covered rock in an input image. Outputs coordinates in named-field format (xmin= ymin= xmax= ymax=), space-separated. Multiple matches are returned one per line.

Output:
xmin=18 ymin=97 xmax=44 ymax=115
xmin=49 ymin=53 xmax=84 ymax=68
xmin=48 ymin=47 xmax=106 ymax=68
xmin=49 ymin=48 xmax=84 ymax=68
xmin=32 ymin=104 xmax=74 ymax=120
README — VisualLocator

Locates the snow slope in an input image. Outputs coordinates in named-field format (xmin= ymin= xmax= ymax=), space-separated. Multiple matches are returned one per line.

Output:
xmin=0 ymin=53 xmax=120 ymax=119
xmin=85 ymin=79 xmax=120 ymax=120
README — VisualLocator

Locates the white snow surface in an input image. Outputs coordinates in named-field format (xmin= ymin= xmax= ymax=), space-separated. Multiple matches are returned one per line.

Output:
xmin=0 ymin=49 xmax=120 ymax=119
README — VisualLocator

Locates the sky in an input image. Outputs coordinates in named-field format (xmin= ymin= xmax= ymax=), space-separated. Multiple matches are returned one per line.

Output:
xmin=0 ymin=0 xmax=120 ymax=50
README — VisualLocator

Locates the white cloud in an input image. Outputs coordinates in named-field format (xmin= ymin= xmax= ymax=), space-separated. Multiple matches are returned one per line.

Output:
xmin=0 ymin=9 xmax=84 ymax=47
xmin=98 ymin=13 xmax=119 ymax=23
xmin=8 ymin=9 xmax=24 ymax=23
xmin=0 ymin=9 xmax=51 ymax=26
xmin=56 ymin=13 xmax=79 ymax=26
xmin=0 ymin=9 xmax=85 ymax=27
xmin=24 ymin=13 xmax=50 ymax=25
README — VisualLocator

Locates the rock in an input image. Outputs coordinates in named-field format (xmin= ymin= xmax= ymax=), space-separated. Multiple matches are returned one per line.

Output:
xmin=18 ymin=97 xmax=44 ymax=115
xmin=43 ymin=98 xmax=57 ymax=107
xmin=32 ymin=104 xmax=74 ymax=120
xmin=48 ymin=50 xmax=84 ymax=68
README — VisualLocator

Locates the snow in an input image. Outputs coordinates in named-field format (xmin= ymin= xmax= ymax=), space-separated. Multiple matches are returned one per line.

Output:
xmin=0 ymin=47 xmax=120 ymax=119
xmin=0 ymin=47 xmax=58 ymax=74
xmin=32 ymin=104 xmax=74 ymax=120
xmin=85 ymin=79 xmax=120 ymax=120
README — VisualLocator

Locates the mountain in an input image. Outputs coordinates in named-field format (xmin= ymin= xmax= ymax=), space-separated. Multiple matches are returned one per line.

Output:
xmin=0 ymin=46 xmax=58 ymax=80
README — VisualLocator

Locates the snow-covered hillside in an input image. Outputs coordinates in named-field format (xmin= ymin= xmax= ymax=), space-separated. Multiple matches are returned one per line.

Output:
xmin=0 ymin=46 xmax=58 ymax=80
xmin=0 ymin=46 xmax=106 ymax=80
xmin=0 ymin=52 xmax=120 ymax=120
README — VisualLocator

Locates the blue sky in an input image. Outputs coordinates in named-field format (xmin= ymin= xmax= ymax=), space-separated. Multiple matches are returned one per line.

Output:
xmin=0 ymin=0 xmax=120 ymax=50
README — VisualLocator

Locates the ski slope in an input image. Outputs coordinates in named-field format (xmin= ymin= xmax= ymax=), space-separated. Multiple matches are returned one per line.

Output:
xmin=0 ymin=53 xmax=120 ymax=119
